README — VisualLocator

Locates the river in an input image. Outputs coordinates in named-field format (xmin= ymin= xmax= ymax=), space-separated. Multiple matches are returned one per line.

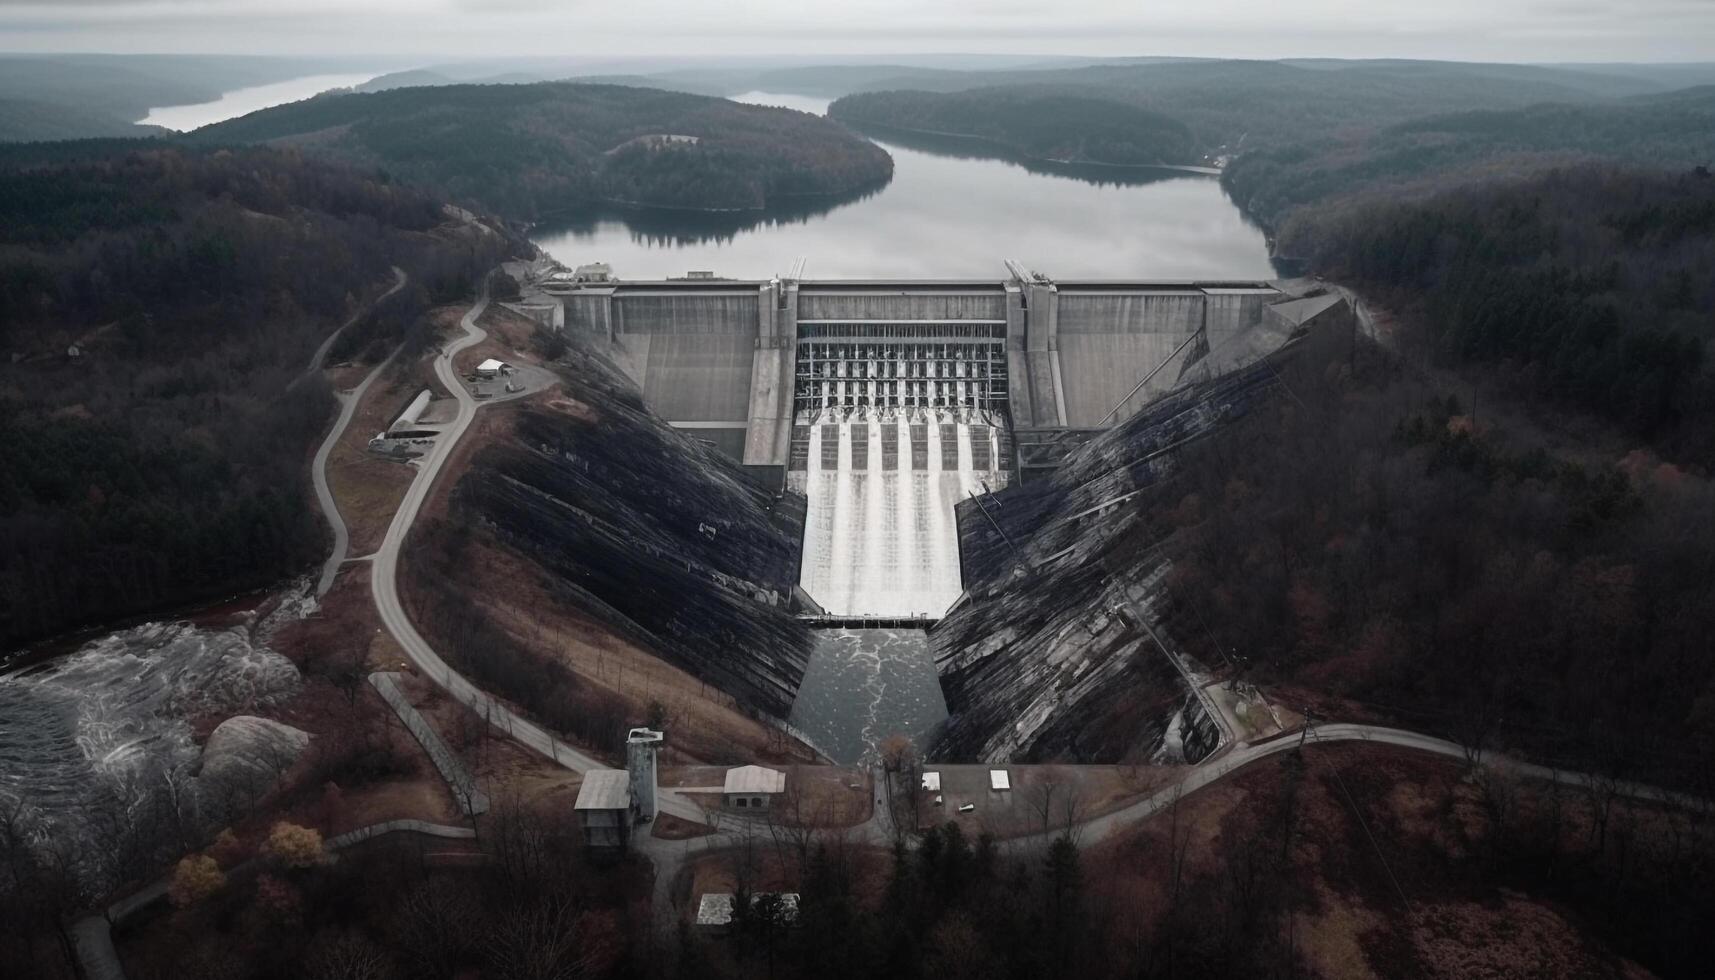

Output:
xmin=531 ymin=91 xmax=1278 ymax=280
xmin=139 ymin=72 xmax=378 ymax=131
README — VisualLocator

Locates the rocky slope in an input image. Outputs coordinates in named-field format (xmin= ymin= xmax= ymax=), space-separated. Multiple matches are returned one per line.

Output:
xmin=449 ymin=339 xmax=813 ymax=719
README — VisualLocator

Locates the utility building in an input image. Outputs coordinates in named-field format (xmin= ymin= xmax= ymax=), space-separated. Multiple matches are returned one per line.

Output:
xmin=626 ymin=728 xmax=664 ymax=820
xmin=723 ymin=765 xmax=785 ymax=809
xmin=574 ymin=769 xmax=632 ymax=850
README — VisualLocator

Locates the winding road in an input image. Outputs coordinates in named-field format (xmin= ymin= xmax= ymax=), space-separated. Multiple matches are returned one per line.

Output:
xmin=361 ymin=281 xmax=721 ymax=826
xmin=310 ymin=266 xmax=409 ymax=597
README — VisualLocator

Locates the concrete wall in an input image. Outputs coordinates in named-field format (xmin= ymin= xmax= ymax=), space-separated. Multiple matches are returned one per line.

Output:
xmin=612 ymin=291 xmax=762 ymax=335
xmin=797 ymin=288 xmax=1006 ymax=322
xmin=1056 ymin=291 xmax=1204 ymax=427
xmin=550 ymin=278 xmax=1294 ymax=455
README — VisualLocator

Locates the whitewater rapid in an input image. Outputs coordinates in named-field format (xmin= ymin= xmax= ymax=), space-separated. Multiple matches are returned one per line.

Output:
xmin=0 ymin=614 xmax=301 ymax=888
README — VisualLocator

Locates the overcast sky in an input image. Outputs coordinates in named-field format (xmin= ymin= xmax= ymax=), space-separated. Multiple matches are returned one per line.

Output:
xmin=2 ymin=0 xmax=1713 ymax=63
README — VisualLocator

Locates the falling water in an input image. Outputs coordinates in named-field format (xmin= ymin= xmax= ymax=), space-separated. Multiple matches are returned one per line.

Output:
xmin=793 ymin=407 xmax=1007 ymax=618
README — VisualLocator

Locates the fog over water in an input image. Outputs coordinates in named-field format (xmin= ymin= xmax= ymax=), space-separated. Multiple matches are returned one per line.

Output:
xmin=532 ymin=92 xmax=1278 ymax=281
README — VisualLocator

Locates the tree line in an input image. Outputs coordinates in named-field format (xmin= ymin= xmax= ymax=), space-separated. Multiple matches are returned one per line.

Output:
xmin=185 ymin=82 xmax=895 ymax=220
xmin=0 ymin=142 xmax=526 ymax=647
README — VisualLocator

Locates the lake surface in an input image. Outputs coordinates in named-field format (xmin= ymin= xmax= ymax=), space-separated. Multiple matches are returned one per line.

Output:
xmin=532 ymin=91 xmax=1277 ymax=280
xmin=140 ymin=72 xmax=377 ymax=131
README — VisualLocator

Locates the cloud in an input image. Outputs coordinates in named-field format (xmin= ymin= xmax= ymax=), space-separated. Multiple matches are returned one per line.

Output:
xmin=0 ymin=0 xmax=1711 ymax=61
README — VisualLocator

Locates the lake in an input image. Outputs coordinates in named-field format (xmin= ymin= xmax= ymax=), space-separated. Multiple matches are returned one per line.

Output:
xmin=531 ymin=91 xmax=1278 ymax=280
xmin=140 ymin=72 xmax=378 ymax=131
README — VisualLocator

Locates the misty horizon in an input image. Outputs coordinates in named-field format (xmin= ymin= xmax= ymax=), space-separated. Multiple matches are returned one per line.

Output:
xmin=3 ymin=0 xmax=1715 ymax=64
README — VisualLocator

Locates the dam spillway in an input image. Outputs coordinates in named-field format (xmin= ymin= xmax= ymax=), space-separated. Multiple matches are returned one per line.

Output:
xmin=789 ymin=413 xmax=1007 ymax=617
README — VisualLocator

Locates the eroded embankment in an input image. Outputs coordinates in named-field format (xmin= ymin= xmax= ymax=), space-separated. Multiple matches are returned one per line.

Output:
xmin=448 ymin=344 xmax=813 ymax=720
xmin=932 ymin=361 xmax=1289 ymax=763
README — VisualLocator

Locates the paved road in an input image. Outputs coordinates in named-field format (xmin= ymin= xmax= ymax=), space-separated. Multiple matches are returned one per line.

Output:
xmin=362 ymin=281 xmax=722 ymax=827
xmin=310 ymin=266 xmax=409 ymax=596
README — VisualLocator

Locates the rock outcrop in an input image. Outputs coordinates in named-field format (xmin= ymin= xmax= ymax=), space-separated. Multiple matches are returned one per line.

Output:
xmin=194 ymin=715 xmax=310 ymax=812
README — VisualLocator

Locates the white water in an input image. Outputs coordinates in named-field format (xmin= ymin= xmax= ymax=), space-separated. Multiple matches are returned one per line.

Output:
xmin=140 ymin=72 xmax=377 ymax=132
xmin=0 ymin=618 xmax=300 ymax=886
xmin=788 ymin=629 xmax=947 ymax=765
xmin=794 ymin=410 xmax=1005 ymax=617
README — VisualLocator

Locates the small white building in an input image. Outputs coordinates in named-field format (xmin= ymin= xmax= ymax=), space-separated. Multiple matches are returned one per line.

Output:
xmin=474 ymin=358 xmax=512 ymax=379
xmin=921 ymin=771 xmax=941 ymax=792
xmin=989 ymin=769 xmax=1011 ymax=792
xmin=723 ymin=765 xmax=786 ymax=809
xmin=574 ymin=769 xmax=632 ymax=850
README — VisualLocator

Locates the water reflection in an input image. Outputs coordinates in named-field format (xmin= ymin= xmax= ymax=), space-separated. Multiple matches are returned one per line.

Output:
xmin=530 ymin=180 xmax=888 ymax=247
xmin=531 ymin=90 xmax=1276 ymax=280
xmin=836 ymin=118 xmax=1202 ymax=189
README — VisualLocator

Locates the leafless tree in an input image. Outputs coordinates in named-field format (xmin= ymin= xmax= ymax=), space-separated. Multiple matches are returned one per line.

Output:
xmin=394 ymin=878 xmax=481 ymax=980
xmin=486 ymin=792 xmax=554 ymax=891
xmin=764 ymin=771 xmax=821 ymax=874
xmin=304 ymin=931 xmax=396 ymax=980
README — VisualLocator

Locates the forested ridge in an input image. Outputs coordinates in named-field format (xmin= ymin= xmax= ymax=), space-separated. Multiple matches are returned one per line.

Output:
xmin=188 ymin=82 xmax=893 ymax=219
xmin=0 ymin=142 xmax=526 ymax=647
xmin=1142 ymin=323 xmax=1715 ymax=795
xmin=830 ymin=88 xmax=1197 ymax=167
xmin=1222 ymin=88 xmax=1715 ymax=241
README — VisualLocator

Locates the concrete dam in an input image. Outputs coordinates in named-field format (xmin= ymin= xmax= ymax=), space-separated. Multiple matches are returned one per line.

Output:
xmin=541 ymin=267 xmax=1348 ymax=762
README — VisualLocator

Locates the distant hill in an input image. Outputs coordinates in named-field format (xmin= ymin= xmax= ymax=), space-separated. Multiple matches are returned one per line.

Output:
xmin=1222 ymin=86 xmax=1715 ymax=250
xmin=0 ymin=54 xmax=372 ymax=142
xmin=189 ymin=82 xmax=894 ymax=218
xmin=830 ymin=88 xmax=1198 ymax=168
xmin=755 ymin=59 xmax=1682 ymax=154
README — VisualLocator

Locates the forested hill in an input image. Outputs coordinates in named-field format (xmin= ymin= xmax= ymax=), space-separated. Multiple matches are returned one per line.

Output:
xmin=189 ymin=82 xmax=894 ymax=219
xmin=774 ymin=59 xmax=1668 ymax=153
xmin=0 ymin=142 xmax=526 ymax=647
xmin=1212 ymin=88 xmax=1715 ymax=459
xmin=1223 ymin=87 xmax=1715 ymax=245
xmin=829 ymin=88 xmax=1197 ymax=168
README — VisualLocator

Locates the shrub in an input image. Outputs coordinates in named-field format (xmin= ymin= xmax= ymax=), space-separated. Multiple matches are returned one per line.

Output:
xmin=262 ymin=822 xmax=327 ymax=868
xmin=168 ymin=855 xmax=226 ymax=907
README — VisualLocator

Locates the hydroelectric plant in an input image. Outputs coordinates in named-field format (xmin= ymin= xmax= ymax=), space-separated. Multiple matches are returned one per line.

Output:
xmin=538 ymin=265 xmax=1352 ymax=762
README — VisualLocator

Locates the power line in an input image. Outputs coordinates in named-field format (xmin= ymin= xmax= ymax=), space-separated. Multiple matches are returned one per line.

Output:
xmin=1305 ymin=723 xmax=1414 ymax=914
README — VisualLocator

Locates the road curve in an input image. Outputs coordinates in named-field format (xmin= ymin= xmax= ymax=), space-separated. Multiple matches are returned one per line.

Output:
xmin=362 ymin=281 xmax=721 ymax=826
xmin=310 ymin=266 xmax=409 ymax=596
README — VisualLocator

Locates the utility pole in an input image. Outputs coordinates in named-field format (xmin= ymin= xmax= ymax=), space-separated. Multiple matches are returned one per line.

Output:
xmin=1299 ymin=709 xmax=1317 ymax=752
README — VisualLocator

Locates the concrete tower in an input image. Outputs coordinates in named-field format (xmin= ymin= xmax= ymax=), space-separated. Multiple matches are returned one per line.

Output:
xmin=626 ymin=728 xmax=664 ymax=821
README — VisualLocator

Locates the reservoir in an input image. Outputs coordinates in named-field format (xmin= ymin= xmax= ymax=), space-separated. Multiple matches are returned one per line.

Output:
xmin=531 ymin=91 xmax=1278 ymax=281
xmin=140 ymin=72 xmax=378 ymax=131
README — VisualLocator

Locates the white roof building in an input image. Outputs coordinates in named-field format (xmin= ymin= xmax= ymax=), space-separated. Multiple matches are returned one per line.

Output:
xmin=575 ymin=769 xmax=632 ymax=811
xmin=724 ymin=765 xmax=786 ymax=795
xmin=989 ymin=769 xmax=1011 ymax=791
xmin=921 ymin=771 xmax=941 ymax=792
xmin=475 ymin=358 xmax=510 ymax=376
xmin=574 ymin=769 xmax=632 ymax=849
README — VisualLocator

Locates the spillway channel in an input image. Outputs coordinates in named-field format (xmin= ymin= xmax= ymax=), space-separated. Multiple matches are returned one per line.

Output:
xmin=790 ymin=410 xmax=1007 ymax=618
